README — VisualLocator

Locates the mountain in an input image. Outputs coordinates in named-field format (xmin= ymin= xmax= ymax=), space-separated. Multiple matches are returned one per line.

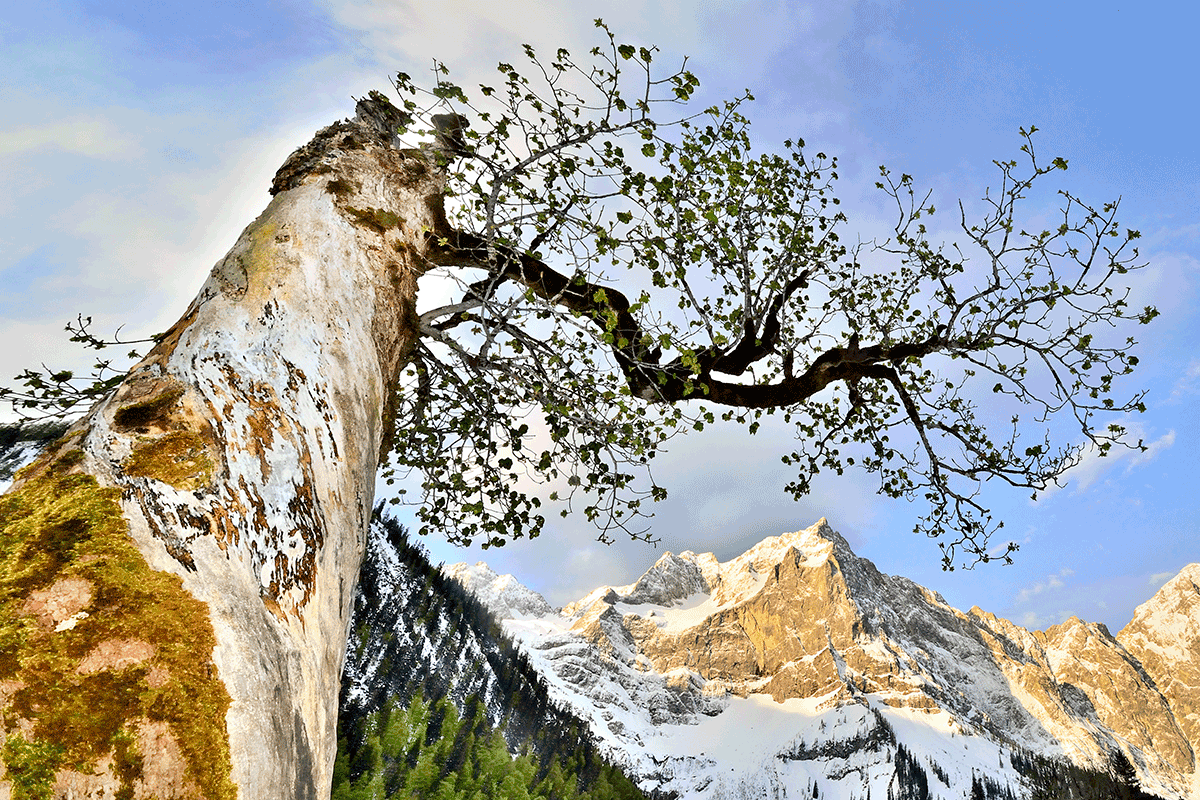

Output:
xmin=443 ymin=561 xmax=557 ymax=619
xmin=1120 ymin=564 xmax=1200 ymax=798
xmin=335 ymin=512 xmax=650 ymax=799
xmin=446 ymin=519 xmax=1198 ymax=800
xmin=0 ymin=419 xmax=70 ymax=485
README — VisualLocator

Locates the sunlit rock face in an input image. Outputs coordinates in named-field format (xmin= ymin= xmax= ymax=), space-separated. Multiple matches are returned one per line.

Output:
xmin=1040 ymin=615 xmax=1193 ymax=780
xmin=448 ymin=520 xmax=1200 ymax=799
xmin=1121 ymin=565 xmax=1200 ymax=774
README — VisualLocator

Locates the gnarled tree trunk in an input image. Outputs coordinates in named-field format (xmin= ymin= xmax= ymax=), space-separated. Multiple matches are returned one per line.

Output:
xmin=1 ymin=102 xmax=440 ymax=799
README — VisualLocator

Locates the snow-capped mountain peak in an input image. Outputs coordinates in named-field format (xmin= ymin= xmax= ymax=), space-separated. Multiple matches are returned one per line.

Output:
xmin=445 ymin=525 xmax=1200 ymax=800
xmin=1119 ymin=561 xmax=1200 ymax=795
xmin=619 ymin=551 xmax=710 ymax=607
xmin=441 ymin=561 xmax=556 ymax=619
xmin=735 ymin=516 xmax=843 ymax=569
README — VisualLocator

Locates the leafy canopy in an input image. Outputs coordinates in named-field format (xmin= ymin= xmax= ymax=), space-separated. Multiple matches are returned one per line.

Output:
xmin=4 ymin=22 xmax=1154 ymax=569
xmin=376 ymin=21 xmax=1153 ymax=567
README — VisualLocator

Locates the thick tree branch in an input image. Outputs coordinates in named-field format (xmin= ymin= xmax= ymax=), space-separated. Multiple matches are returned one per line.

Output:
xmin=430 ymin=230 xmax=959 ymax=410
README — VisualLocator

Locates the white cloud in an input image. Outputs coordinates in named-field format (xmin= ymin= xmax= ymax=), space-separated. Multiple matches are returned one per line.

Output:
xmin=1018 ymin=610 xmax=1056 ymax=630
xmin=1016 ymin=567 xmax=1075 ymax=604
xmin=1128 ymin=429 xmax=1176 ymax=470
xmin=1144 ymin=220 xmax=1200 ymax=249
xmin=1169 ymin=359 xmax=1200 ymax=403
xmin=317 ymin=0 xmax=848 ymax=130
xmin=1038 ymin=420 xmax=1174 ymax=499
xmin=0 ymin=118 xmax=142 ymax=160
xmin=1122 ymin=249 xmax=1199 ymax=322
xmin=1148 ymin=571 xmax=1175 ymax=587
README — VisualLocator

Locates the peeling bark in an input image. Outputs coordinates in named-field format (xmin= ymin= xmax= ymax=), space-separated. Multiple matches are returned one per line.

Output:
xmin=1 ymin=104 xmax=442 ymax=799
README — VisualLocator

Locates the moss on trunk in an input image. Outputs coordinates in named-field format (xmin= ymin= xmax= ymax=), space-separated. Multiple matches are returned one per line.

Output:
xmin=0 ymin=445 xmax=235 ymax=799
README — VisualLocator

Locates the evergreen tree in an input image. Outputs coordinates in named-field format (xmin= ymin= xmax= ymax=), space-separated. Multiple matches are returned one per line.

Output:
xmin=891 ymin=744 xmax=931 ymax=800
xmin=335 ymin=512 xmax=650 ymax=800
xmin=1110 ymin=749 xmax=1141 ymax=800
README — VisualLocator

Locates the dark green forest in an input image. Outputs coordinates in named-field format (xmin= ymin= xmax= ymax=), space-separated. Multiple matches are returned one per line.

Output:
xmin=332 ymin=692 xmax=645 ymax=800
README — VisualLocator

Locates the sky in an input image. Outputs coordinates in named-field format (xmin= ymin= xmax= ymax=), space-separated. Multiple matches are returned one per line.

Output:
xmin=2 ymin=0 xmax=1197 ymax=632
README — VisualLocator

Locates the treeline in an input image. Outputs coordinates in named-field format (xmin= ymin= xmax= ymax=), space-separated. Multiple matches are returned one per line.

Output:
xmin=344 ymin=512 xmax=611 ymax=753
xmin=332 ymin=692 xmax=645 ymax=800
xmin=1010 ymin=749 xmax=1164 ymax=800
xmin=344 ymin=513 xmax=557 ymax=745
xmin=886 ymin=744 xmax=1013 ymax=800
xmin=337 ymin=511 xmax=653 ymax=799
xmin=886 ymin=742 xmax=1163 ymax=800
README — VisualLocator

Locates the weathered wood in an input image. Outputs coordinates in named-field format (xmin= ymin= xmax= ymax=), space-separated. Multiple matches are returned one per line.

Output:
xmin=1 ymin=99 xmax=438 ymax=800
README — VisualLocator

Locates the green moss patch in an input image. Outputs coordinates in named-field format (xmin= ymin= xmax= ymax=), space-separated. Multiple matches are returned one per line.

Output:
xmin=2 ymin=734 xmax=63 ymax=800
xmin=344 ymin=205 xmax=400 ymax=234
xmin=0 ymin=451 xmax=234 ymax=799
xmin=112 ymin=387 xmax=185 ymax=430
xmin=324 ymin=178 xmax=359 ymax=200
xmin=122 ymin=432 xmax=213 ymax=491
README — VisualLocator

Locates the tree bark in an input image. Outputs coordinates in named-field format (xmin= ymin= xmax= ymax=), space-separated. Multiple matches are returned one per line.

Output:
xmin=2 ymin=109 xmax=442 ymax=799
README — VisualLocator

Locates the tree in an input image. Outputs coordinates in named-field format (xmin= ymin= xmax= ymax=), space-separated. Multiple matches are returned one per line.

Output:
xmin=0 ymin=23 xmax=1151 ymax=800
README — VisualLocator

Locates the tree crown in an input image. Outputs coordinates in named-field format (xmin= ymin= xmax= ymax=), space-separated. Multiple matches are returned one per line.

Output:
xmin=4 ymin=22 xmax=1154 ymax=569
xmin=379 ymin=22 xmax=1153 ymax=567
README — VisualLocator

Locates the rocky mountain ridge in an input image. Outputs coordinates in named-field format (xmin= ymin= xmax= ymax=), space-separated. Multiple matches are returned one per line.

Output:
xmin=447 ymin=519 xmax=1200 ymax=800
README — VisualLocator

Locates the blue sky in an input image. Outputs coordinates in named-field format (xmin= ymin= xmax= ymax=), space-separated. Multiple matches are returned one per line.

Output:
xmin=2 ymin=0 xmax=1197 ymax=631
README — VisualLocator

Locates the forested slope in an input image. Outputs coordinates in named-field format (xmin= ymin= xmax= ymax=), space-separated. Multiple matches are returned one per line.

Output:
xmin=334 ymin=512 xmax=649 ymax=799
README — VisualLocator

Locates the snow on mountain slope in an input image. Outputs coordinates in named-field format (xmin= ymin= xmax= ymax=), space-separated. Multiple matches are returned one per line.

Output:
xmin=447 ymin=520 xmax=1199 ymax=799
xmin=443 ymin=561 xmax=556 ymax=619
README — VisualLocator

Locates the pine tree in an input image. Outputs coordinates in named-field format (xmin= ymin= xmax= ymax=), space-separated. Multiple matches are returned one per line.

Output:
xmin=1110 ymin=749 xmax=1141 ymax=800
xmin=970 ymin=773 xmax=985 ymax=800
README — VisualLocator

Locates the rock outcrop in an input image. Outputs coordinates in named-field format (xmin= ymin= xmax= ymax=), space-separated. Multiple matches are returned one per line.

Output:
xmin=1121 ymin=565 xmax=1200 ymax=779
xmin=448 ymin=520 xmax=1200 ymax=799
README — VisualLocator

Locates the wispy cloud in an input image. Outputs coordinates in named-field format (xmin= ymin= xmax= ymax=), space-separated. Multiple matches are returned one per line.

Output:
xmin=1019 ymin=610 xmax=1054 ymax=630
xmin=1169 ymin=360 xmax=1200 ymax=403
xmin=1144 ymin=221 xmax=1200 ymax=249
xmin=1016 ymin=567 xmax=1075 ymax=604
xmin=1148 ymin=571 xmax=1176 ymax=587
xmin=1123 ymin=249 xmax=1199 ymax=321
xmin=0 ymin=118 xmax=142 ymax=160
xmin=1038 ymin=421 xmax=1174 ymax=499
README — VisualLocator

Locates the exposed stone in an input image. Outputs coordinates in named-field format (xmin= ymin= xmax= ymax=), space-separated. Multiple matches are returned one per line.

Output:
xmin=133 ymin=719 xmax=203 ymax=800
xmin=76 ymin=639 xmax=156 ymax=674
xmin=22 ymin=577 xmax=93 ymax=629
xmin=53 ymin=753 xmax=122 ymax=800
xmin=146 ymin=664 xmax=172 ymax=688
xmin=0 ymin=681 xmax=22 ymax=706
